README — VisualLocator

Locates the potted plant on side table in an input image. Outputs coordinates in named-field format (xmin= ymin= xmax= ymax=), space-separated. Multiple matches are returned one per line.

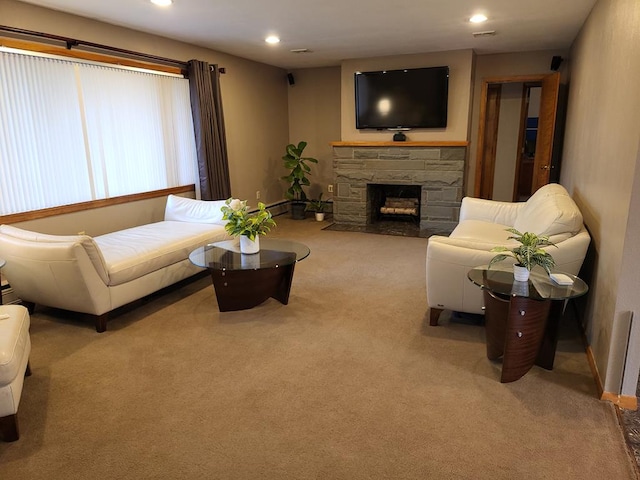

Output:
xmin=221 ymin=198 xmax=276 ymax=254
xmin=306 ymin=193 xmax=330 ymax=221
xmin=282 ymin=141 xmax=318 ymax=220
xmin=488 ymin=228 xmax=556 ymax=282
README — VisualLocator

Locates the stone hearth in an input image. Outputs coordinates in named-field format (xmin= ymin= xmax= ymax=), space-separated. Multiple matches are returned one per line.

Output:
xmin=332 ymin=142 xmax=467 ymax=233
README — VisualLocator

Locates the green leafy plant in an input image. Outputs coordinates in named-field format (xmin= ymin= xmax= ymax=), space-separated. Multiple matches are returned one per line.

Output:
xmin=488 ymin=228 xmax=557 ymax=274
xmin=220 ymin=198 xmax=276 ymax=241
xmin=305 ymin=193 xmax=330 ymax=213
xmin=281 ymin=141 xmax=318 ymax=202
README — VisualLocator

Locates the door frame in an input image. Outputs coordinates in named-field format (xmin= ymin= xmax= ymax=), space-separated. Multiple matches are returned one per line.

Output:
xmin=474 ymin=73 xmax=560 ymax=199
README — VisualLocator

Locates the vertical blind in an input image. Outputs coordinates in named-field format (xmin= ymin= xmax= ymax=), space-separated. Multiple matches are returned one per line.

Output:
xmin=0 ymin=50 xmax=197 ymax=216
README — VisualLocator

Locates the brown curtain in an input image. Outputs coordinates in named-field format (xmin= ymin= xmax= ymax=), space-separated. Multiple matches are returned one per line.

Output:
xmin=187 ymin=60 xmax=231 ymax=200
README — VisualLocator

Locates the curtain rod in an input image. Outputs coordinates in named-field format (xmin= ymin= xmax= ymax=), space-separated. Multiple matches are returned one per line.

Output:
xmin=0 ymin=25 xmax=188 ymax=68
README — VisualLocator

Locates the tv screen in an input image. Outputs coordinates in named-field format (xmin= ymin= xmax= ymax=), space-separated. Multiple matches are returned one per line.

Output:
xmin=354 ymin=66 xmax=449 ymax=130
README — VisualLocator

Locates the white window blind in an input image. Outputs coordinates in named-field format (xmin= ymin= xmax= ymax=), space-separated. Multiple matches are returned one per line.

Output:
xmin=0 ymin=50 xmax=197 ymax=216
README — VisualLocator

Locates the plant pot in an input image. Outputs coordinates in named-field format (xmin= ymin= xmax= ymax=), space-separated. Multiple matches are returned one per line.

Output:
xmin=513 ymin=264 xmax=530 ymax=282
xmin=240 ymin=235 xmax=260 ymax=254
xmin=315 ymin=212 xmax=325 ymax=222
xmin=290 ymin=202 xmax=306 ymax=220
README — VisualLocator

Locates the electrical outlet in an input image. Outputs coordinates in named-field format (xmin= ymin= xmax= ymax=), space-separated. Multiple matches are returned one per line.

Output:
xmin=256 ymin=190 xmax=261 ymax=200
xmin=328 ymin=184 xmax=334 ymax=193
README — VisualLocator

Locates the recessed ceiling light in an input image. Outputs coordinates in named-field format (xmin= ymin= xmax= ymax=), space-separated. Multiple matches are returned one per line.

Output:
xmin=150 ymin=0 xmax=172 ymax=6
xmin=470 ymin=14 xmax=488 ymax=23
xmin=265 ymin=36 xmax=280 ymax=45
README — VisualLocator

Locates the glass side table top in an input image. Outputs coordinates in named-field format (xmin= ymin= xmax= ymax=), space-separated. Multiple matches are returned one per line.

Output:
xmin=0 ymin=259 xmax=5 ymax=269
xmin=189 ymin=238 xmax=310 ymax=271
xmin=468 ymin=265 xmax=588 ymax=301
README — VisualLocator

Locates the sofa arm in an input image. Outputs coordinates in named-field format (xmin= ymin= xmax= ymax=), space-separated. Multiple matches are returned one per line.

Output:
xmin=459 ymin=197 xmax=523 ymax=225
xmin=0 ymin=239 xmax=111 ymax=315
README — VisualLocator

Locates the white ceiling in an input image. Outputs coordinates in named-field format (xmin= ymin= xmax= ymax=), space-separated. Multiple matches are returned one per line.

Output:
xmin=18 ymin=0 xmax=597 ymax=69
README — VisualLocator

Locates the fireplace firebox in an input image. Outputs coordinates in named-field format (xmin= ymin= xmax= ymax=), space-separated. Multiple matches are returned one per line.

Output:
xmin=368 ymin=184 xmax=421 ymax=224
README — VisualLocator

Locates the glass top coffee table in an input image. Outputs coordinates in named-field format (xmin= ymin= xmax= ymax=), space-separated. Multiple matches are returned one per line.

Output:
xmin=189 ymin=238 xmax=310 ymax=311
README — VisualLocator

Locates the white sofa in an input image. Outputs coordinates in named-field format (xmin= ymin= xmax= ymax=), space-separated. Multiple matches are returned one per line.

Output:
xmin=426 ymin=183 xmax=591 ymax=326
xmin=0 ymin=195 xmax=232 ymax=332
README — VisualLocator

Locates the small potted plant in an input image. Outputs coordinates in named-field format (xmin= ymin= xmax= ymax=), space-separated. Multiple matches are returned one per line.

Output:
xmin=282 ymin=141 xmax=318 ymax=220
xmin=221 ymin=198 xmax=276 ymax=254
xmin=306 ymin=193 xmax=330 ymax=221
xmin=488 ymin=228 xmax=556 ymax=281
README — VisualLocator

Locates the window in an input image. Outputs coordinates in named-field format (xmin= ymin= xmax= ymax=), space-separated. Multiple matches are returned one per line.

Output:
xmin=0 ymin=50 xmax=197 ymax=216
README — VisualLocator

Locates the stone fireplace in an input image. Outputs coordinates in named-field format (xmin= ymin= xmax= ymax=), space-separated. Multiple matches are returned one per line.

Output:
xmin=332 ymin=142 xmax=467 ymax=233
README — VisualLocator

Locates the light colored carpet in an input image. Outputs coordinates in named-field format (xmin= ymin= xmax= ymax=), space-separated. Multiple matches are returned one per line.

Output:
xmin=0 ymin=217 xmax=636 ymax=479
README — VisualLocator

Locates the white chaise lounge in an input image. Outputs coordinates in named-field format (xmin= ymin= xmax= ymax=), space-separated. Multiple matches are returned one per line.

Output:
xmin=0 ymin=195 xmax=232 ymax=332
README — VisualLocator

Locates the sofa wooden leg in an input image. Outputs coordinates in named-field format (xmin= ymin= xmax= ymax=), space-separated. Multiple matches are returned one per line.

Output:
xmin=429 ymin=308 xmax=444 ymax=326
xmin=21 ymin=301 xmax=35 ymax=314
xmin=25 ymin=361 xmax=32 ymax=377
xmin=95 ymin=314 xmax=108 ymax=333
xmin=0 ymin=414 xmax=20 ymax=442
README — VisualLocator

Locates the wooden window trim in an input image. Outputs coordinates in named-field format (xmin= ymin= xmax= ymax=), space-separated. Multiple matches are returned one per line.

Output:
xmin=0 ymin=37 xmax=184 ymax=76
xmin=0 ymin=185 xmax=195 ymax=224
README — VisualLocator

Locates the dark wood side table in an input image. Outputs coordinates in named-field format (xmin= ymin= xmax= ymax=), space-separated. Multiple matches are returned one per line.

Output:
xmin=189 ymin=239 xmax=310 ymax=312
xmin=468 ymin=266 xmax=588 ymax=383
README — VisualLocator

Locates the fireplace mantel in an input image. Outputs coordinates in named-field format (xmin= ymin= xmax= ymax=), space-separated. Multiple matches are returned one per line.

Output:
xmin=331 ymin=141 xmax=469 ymax=148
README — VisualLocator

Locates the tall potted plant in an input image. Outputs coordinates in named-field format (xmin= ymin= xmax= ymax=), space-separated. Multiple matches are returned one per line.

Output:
xmin=282 ymin=141 xmax=318 ymax=220
xmin=488 ymin=228 xmax=556 ymax=281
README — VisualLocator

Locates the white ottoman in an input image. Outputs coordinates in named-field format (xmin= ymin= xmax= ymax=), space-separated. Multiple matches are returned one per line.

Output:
xmin=0 ymin=305 xmax=31 ymax=442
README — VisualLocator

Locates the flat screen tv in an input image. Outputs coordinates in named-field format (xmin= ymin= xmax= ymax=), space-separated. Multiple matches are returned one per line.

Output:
xmin=354 ymin=66 xmax=449 ymax=130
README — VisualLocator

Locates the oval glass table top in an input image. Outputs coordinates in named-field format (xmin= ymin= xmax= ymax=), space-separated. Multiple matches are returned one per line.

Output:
xmin=468 ymin=265 xmax=588 ymax=301
xmin=189 ymin=238 xmax=310 ymax=271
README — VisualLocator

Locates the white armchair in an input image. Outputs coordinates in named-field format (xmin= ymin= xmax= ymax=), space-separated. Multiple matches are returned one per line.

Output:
xmin=426 ymin=183 xmax=591 ymax=325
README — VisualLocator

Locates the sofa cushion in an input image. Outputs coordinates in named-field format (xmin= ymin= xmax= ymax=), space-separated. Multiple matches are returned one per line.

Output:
xmin=451 ymin=220 xmax=519 ymax=250
xmin=0 ymin=305 xmax=30 ymax=386
xmin=0 ymin=224 xmax=109 ymax=284
xmin=164 ymin=195 xmax=227 ymax=224
xmin=513 ymin=183 xmax=583 ymax=237
xmin=95 ymin=221 xmax=228 ymax=286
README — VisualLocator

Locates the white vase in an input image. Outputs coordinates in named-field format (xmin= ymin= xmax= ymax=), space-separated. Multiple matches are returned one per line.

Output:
xmin=315 ymin=212 xmax=325 ymax=222
xmin=513 ymin=264 xmax=530 ymax=282
xmin=240 ymin=235 xmax=260 ymax=254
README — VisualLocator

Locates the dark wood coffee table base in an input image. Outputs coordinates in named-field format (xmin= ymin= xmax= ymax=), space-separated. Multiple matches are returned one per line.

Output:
xmin=209 ymin=264 xmax=296 ymax=311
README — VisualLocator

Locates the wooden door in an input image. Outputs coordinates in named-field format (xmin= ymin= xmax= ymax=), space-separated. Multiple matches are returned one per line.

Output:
xmin=474 ymin=73 xmax=561 ymax=200
xmin=531 ymin=73 xmax=560 ymax=192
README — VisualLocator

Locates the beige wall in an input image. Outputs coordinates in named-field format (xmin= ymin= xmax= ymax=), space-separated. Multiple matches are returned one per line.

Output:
xmin=561 ymin=0 xmax=640 ymax=394
xmin=340 ymin=50 xmax=474 ymax=142
xmin=287 ymin=67 xmax=341 ymax=201
xmin=0 ymin=0 xmax=289 ymax=235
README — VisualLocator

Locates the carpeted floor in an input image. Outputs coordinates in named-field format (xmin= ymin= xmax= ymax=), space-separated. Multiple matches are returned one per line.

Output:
xmin=0 ymin=217 xmax=637 ymax=479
